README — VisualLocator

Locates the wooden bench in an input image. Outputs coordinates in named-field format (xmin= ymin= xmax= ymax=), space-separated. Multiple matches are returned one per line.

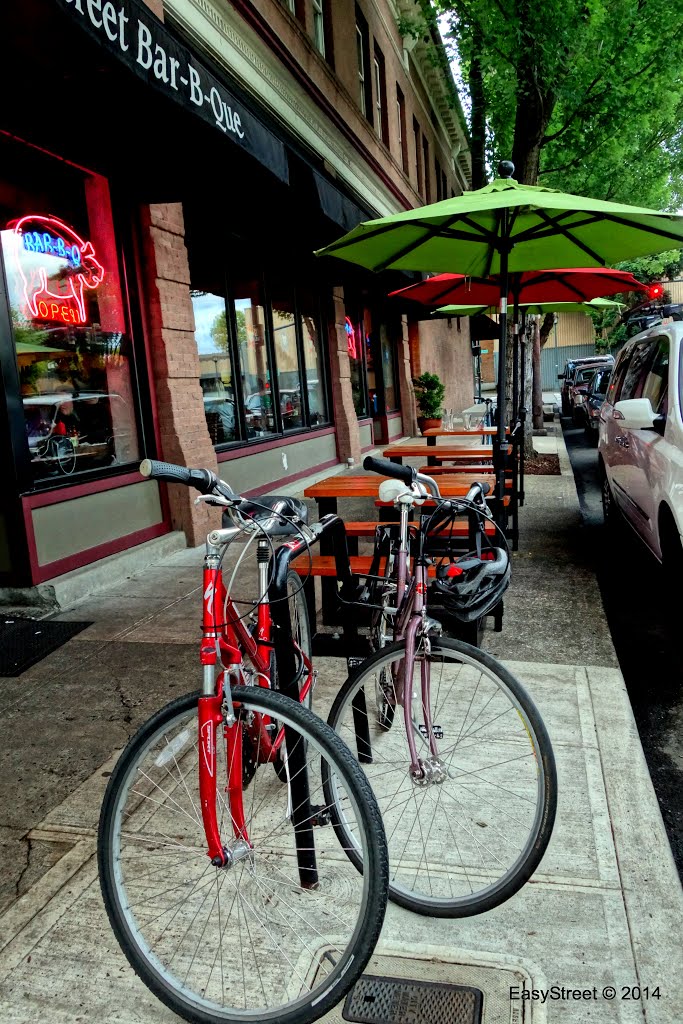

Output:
xmin=343 ymin=520 xmax=496 ymax=538
xmin=290 ymin=555 xmax=438 ymax=578
xmin=418 ymin=467 xmax=513 ymax=485
xmin=383 ymin=445 xmax=502 ymax=462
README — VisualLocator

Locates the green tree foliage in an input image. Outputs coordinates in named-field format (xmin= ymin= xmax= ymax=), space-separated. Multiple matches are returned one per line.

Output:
xmin=615 ymin=249 xmax=683 ymax=282
xmin=407 ymin=0 xmax=683 ymax=207
xmin=209 ymin=308 xmax=247 ymax=352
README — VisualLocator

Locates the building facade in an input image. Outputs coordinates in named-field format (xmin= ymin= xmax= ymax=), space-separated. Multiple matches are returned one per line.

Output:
xmin=0 ymin=0 xmax=472 ymax=588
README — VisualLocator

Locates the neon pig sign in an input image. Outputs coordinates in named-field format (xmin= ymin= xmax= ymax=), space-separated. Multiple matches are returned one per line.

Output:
xmin=10 ymin=215 xmax=105 ymax=326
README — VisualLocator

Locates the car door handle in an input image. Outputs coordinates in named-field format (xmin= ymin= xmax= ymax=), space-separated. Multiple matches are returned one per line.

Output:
xmin=615 ymin=434 xmax=630 ymax=449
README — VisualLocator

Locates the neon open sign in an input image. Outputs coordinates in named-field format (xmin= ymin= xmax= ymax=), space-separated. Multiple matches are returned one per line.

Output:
xmin=10 ymin=215 xmax=105 ymax=326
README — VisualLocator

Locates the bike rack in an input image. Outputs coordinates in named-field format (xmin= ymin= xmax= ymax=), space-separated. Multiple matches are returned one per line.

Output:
xmin=267 ymin=514 xmax=367 ymax=888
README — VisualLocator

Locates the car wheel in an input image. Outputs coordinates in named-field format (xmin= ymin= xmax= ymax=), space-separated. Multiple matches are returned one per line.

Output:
xmin=584 ymin=422 xmax=597 ymax=445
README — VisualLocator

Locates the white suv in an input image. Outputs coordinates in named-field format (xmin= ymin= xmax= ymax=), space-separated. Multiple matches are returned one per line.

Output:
xmin=598 ymin=322 xmax=683 ymax=577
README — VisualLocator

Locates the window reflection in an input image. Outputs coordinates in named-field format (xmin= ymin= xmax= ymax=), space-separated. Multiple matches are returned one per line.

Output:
xmin=346 ymin=313 xmax=368 ymax=417
xmin=0 ymin=163 xmax=140 ymax=482
xmin=270 ymin=284 xmax=304 ymax=431
xmin=299 ymin=288 xmax=327 ymax=426
xmin=380 ymin=324 xmax=397 ymax=411
xmin=234 ymin=270 xmax=276 ymax=438
xmin=191 ymin=290 xmax=237 ymax=445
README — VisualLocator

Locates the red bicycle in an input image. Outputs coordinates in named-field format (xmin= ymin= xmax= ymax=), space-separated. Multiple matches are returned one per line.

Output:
xmin=98 ymin=460 xmax=388 ymax=1024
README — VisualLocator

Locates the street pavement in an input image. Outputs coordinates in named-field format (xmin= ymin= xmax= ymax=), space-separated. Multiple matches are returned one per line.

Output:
xmin=0 ymin=421 xmax=681 ymax=1023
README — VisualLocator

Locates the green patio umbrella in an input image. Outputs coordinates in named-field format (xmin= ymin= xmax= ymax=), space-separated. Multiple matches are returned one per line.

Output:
xmin=316 ymin=161 xmax=683 ymax=508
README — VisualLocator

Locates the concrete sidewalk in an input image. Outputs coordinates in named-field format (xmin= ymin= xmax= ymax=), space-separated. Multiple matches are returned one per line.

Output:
xmin=0 ymin=425 xmax=681 ymax=1023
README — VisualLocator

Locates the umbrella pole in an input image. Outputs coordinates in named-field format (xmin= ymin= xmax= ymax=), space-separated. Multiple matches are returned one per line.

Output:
xmin=495 ymin=238 xmax=509 ymax=532
xmin=512 ymin=295 xmax=520 ymax=422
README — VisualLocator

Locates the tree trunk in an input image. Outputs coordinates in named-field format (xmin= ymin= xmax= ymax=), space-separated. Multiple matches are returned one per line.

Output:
xmin=469 ymin=27 xmax=487 ymax=190
xmin=539 ymin=312 xmax=554 ymax=349
xmin=532 ymin=317 xmax=544 ymax=430
xmin=522 ymin=328 xmax=535 ymax=459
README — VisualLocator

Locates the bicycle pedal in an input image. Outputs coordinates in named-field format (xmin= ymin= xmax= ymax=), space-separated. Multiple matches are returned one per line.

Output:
xmin=308 ymin=803 xmax=332 ymax=827
xmin=418 ymin=723 xmax=444 ymax=739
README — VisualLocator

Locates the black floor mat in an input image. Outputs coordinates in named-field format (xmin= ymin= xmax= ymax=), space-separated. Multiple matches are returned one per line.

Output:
xmin=0 ymin=618 xmax=92 ymax=676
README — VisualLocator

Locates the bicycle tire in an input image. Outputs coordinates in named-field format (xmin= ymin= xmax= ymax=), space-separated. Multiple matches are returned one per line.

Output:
xmin=325 ymin=636 xmax=557 ymax=918
xmin=99 ymin=687 xmax=388 ymax=1024
xmin=286 ymin=569 xmax=312 ymax=708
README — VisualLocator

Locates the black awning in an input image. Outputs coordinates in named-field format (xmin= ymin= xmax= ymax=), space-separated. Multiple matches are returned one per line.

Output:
xmin=52 ymin=0 xmax=288 ymax=183
xmin=313 ymin=170 xmax=372 ymax=231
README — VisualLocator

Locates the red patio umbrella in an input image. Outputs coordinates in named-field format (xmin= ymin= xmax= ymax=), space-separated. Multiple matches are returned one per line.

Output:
xmin=388 ymin=267 xmax=646 ymax=308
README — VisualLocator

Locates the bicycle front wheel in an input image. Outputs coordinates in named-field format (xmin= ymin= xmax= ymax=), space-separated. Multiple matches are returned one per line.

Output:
xmin=325 ymin=637 xmax=557 ymax=917
xmin=99 ymin=687 xmax=388 ymax=1024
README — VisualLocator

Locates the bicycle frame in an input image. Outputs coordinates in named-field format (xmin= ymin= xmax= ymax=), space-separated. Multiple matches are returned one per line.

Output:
xmin=196 ymin=535 xmax=315 ymax=867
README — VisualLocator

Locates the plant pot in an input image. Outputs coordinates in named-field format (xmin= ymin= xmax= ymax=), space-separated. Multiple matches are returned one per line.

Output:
xmin=418 ymin=417 xmax=442 ymax=434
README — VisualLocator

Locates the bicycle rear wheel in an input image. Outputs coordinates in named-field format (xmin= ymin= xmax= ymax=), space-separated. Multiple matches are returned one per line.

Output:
xmin=99 ymin=687 xmax=388 ymax=1024
xmin=325 ymin=636 xmax=556 ymax=917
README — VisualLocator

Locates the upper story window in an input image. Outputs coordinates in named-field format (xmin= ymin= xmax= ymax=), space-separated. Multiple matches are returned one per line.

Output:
xmin=355 ymin=7 xmax=372 ymax=122
xmin=413 ymin=118 xmax=423 ymax=194
xmin=435 ymin=157 xmax=442 ymax=201
xmin=422 ymin=135 xmax=431 ymax=202
xmin=373 ymin=46 xmax=388 ymax=145
xmin=396 ymin=86 xmax=408 ymax=172
xmin=312 ymin=0 xmax=325 ymax=56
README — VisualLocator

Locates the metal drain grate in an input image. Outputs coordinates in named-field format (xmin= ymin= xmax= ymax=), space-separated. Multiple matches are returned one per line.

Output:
xmin=342 ymin=974 xmax=483 ymax=1024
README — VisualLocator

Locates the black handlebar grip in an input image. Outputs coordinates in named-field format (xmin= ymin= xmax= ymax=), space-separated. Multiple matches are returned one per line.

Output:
xmin=139 ymin=459 xmax=216 ymax=494
xmin=464 ymin=480 xmax=491 ymax=503
xmin=363 ymin=455 xmax=416 ymax=487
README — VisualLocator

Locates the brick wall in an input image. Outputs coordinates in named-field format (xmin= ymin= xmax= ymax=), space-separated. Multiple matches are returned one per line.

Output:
xmin=234 ymin=0 xmax=464 ymax=208
xmin=327 ymin=285 xmax=361 ymax=464
xmin=411 ymin=317 xmax=474 ymax=415
xmin=140 ymin=204 xmax=221 ymax=546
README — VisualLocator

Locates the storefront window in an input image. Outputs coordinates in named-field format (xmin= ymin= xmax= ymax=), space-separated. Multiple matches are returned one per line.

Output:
xmin=0 ymin=141 xmax=140 ymax=484
xmin=191 ymin=290 xmax=237 ymax=444
xmin=299 ymin=288 xmax=327 ymax=427
xmin=347 ymin=313 xmax=368 ymax=417
xmin=380 ymin=324 xmax=398 ymax=412
xmin=270 ymin=283 xmax=304 ymax=431
xmin=234 ymin=268 xmax=276 ymax=439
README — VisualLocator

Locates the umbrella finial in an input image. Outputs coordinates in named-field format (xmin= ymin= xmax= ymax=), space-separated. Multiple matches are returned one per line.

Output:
xmin=498 ymin=160 xmax=515 ymax=179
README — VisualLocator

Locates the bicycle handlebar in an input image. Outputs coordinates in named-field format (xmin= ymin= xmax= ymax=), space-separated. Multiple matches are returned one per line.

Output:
xmin=363 ymin=455 xmax=416 ymax=487
xmin=139 ymin=459 xmax=236 ymax=500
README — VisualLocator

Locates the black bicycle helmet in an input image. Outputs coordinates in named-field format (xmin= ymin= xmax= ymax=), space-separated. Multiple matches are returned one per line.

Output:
xmin=431 ymin=548 xmax=510 ymax=623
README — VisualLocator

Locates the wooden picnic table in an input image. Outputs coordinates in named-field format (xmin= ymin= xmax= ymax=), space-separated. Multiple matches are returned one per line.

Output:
xmin=383 ymin=444 xmax=508 ymax=465
xmin=422 ymin=427 xmax=510 ymax=447
xmin=304 ymin=473 xmax=506 ymax=517
xmin=303 ymin=471 xmax=507 ymax=625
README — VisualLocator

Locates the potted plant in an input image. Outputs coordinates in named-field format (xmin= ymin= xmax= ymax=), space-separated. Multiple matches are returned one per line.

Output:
xmin=412 ymin=371 xmax=446 ymax=433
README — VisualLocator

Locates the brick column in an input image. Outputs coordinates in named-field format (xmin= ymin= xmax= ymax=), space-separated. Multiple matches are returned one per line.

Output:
xmin=140 ymin=203 xmax=221 ymax=546
xmin=327 ymin=286 xmax=361 ymax=465
xmin=398 ymin=315 xmax=418 ymax=437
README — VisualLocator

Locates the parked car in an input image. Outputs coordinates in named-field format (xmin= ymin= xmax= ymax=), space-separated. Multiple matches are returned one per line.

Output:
xmin=598 ymin=323 xmax=683 ymax=582
xmin=558 ymin=355 xmax=614 ymax=417
xmin=568 ymin=364 xmax=601 ymax=423
xmin=574 ymin=365 xmax=612 ymax=443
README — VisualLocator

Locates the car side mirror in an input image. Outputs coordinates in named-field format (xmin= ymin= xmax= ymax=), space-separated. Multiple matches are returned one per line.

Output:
xmin=613 ymin=398 xmax=663 ymax=431
xmin=557 ymin=374 xmax=565 ymax=380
